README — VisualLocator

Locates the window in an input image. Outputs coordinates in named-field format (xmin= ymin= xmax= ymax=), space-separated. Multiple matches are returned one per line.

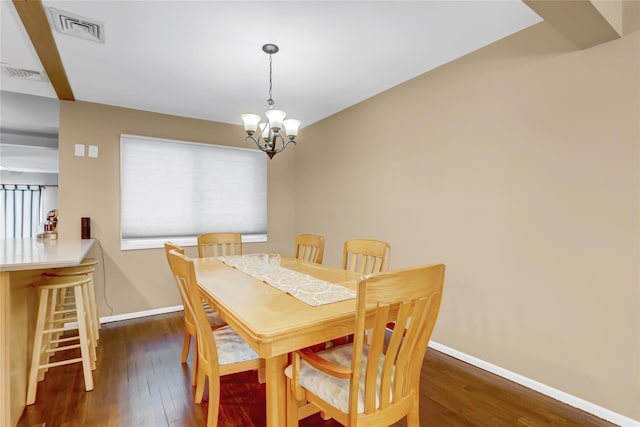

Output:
xmin=0 ymin=184 xmax=42 ymax=238
xmin=120 ymin=134 xmax=267 ymax=250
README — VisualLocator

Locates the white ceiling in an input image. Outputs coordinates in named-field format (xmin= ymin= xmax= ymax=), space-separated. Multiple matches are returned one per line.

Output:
xmin=0 ymin=0 xmax=542 ymax=129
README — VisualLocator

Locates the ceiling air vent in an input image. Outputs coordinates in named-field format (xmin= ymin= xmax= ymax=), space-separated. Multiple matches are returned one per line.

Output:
xmin=1 ymin=64 xmax=48 ymax=81
xmin=47 ymin=7 xmax=105 ymax=43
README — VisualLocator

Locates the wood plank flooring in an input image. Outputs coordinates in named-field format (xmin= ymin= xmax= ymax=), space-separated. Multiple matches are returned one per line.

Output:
xmin=18 ymin=312 xmax=616 ymax=427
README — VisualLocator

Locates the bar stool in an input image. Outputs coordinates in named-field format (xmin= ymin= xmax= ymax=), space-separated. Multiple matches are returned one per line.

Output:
xmin=27 ymin=275 xmax=96 ymax=405
xmin=43 ymin=258 xmax=100 ymax=342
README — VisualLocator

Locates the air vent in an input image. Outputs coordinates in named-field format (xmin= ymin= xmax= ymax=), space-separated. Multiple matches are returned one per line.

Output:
xmin=1 ymin=64 xmax=48 ymax=81
xmin=47 ymin=7 xmax=105 ymax=43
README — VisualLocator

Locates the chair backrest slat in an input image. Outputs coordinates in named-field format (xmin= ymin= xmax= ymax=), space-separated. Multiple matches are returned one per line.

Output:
xmin=379 ymin=301 xmax=412 ymax=408
xmin=364 ymin=303 xmax=390 ymax=412
xmin=393 ymin=297 xmax=429 ymax=401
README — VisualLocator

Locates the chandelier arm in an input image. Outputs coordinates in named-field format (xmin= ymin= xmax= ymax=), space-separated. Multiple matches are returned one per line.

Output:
xmin=245 ymin=135 xmax=266 ymax=151
xmin=273 ymin=134 xmax=297 ymax=153
xmin=246 ymin=133 xmax=274 ymax=153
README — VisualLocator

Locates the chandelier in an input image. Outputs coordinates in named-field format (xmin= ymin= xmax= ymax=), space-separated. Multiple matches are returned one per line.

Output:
xmin=241 ymin=44 xmax=300 ymax=159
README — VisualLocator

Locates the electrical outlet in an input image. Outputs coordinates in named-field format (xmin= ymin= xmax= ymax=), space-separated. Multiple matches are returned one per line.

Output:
xmin=74 ymin=144 xmax=85 ymax=157
xmin=88 ymin=145 xmax=99 ymax=158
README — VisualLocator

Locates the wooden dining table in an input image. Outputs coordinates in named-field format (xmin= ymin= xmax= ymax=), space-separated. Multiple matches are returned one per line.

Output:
xmin=193 ymin=255 xmax=361 ymax=427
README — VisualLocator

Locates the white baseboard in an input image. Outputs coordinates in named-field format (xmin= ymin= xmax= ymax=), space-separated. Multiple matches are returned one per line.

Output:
xmin=429 ymin=341 xmax=639 ymax=427
xmin=99 ymin=305 xmax=183 ymax=324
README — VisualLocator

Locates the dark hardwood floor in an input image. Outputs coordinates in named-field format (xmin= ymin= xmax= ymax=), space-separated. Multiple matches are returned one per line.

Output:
xmin=18 ymin=312 xmax=615 ymax=427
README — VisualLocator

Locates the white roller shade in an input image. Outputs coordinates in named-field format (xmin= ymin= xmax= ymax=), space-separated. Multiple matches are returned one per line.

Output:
xmin=120 ymin=134 xmax=267 ymax=250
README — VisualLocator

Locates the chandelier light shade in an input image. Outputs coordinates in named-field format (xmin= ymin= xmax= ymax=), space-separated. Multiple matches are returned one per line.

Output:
xmin=241 ymin=43 xmax=300 ymax=159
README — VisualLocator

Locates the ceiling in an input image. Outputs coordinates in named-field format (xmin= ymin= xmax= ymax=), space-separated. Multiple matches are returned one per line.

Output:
xmin=0 ymin=1 xmax=542 ymax=130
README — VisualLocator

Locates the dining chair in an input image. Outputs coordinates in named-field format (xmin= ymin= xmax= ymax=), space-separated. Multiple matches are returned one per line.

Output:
xmin=342 ymin=238 xmax=390 ymax=275
xmin=164 ymin=242 xmax=226 ymax=385
xmin=197 ymin=232 xmax=242 ymax=258
xmin=285 ymin=263 xmax=445 ymax=427
xmin=167 ymin=249 xmax=264 ymax=426
xmin=336 ymin=238 xmax=392 ymax=343
xmin=295 ymin=233 xmax=325 ymax=264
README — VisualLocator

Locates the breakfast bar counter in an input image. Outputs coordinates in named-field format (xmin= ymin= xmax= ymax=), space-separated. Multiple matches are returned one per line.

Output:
xmin=1 ymin=238 xmax=95 ymax=427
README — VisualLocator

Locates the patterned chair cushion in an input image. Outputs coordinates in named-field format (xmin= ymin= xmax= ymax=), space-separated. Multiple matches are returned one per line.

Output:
xmin=284 ymin=343 xmax=390 ymax=414
xmin=203 ymin=301 xmax=226 ymax=327
xmin=213 ymin=325 xmax=259 ymax=365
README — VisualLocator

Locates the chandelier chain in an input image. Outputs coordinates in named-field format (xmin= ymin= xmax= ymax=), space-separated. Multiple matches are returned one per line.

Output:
xmin=268 ymin=53 xmax=274 ymax=108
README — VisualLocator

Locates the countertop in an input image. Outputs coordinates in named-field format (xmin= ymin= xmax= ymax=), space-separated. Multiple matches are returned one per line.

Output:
xmin=0 ymin=238 xmax=95 ymax=272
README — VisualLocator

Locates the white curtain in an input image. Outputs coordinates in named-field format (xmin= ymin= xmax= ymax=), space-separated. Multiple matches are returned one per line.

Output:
xmin=0 ymin=184 xmax=42 ymax=238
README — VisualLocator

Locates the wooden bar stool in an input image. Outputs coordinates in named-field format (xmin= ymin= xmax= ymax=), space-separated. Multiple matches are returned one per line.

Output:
xmin=27 ymin=275 xmax=96 ymax=405
xmin=43 ymin=258 xmax=100 ymax=342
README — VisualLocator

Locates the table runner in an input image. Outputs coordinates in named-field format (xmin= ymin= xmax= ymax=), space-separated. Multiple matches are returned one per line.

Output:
xmin=217 ymin=254 xmax=356 ymax=306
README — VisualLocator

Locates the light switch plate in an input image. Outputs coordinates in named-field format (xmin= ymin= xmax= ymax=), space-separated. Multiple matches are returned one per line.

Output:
xmin=74 ymin=144 xmax=85 ymax=157
xmin=88 ymin=145 xmax=99 ymax=158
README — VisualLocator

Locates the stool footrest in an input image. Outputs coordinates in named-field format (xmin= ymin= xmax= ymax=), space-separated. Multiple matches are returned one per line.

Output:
xmin=54 ymin=308 xmax=76 ymax=315
xmin=50 ymin=315 xmax=78 ymax=322
xmin=40 ymin=357 xmax=83 ymax=369
xmin=43 ymin=325 xmax=78 ymax=334
xmin=50 ymin=336 xmax=79 ymax=345
xmin=48 ymin=316 xmax=78 ymax=324
xmin=45 ymin=343 xmax=81 ymax=354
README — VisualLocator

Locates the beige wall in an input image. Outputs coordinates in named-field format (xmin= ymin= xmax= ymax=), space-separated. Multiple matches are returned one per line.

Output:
xmin=58 ymin=101 xmax=295 ymax=317
xmin=295 ymin=22 xmax=639 ymax=420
